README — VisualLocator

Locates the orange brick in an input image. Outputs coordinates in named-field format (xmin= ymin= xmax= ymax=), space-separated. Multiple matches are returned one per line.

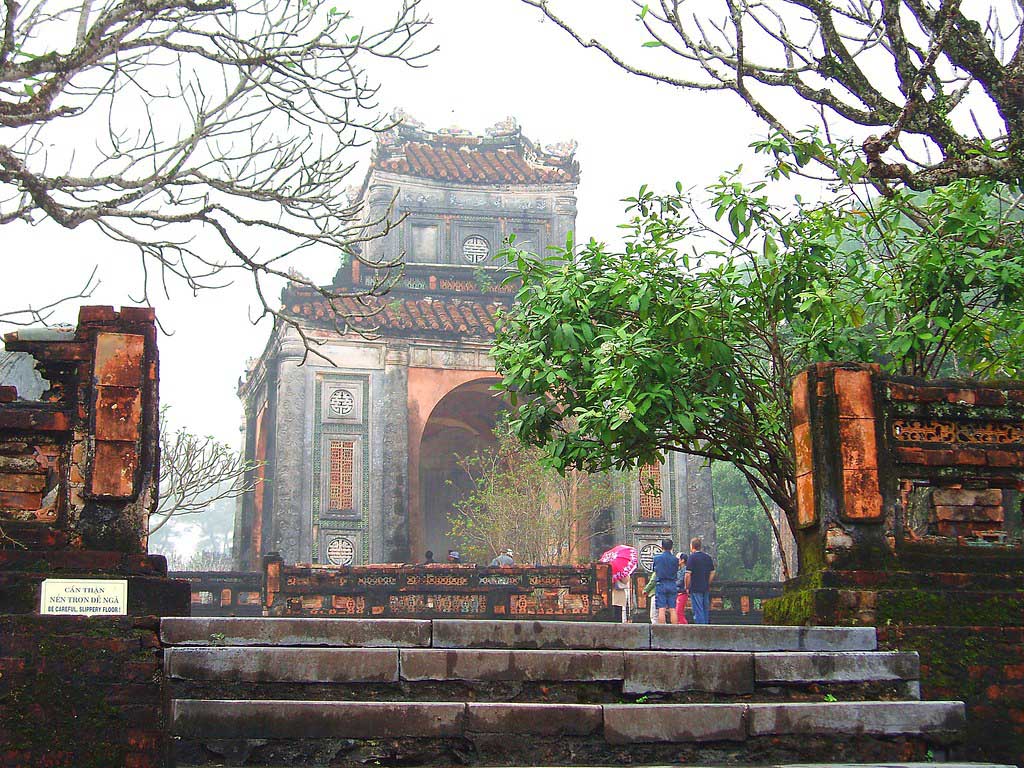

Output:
xmin=838 ymin=418 xmax=878 ymax=470
xmin=952 ymin=448 xmax=987 ymax=466
xmin=0 ymin=473 xmax=46 ymax=493
xmin=834 ymin=368 xmax=875 ymax=418
xmin=0 ymin=489 xmax=42 ymax=510
xmin=791 ymin=371 xmax=809 ymax=426
xmin=841 ymin=468 xmax=882 ymax=520
xmin=1005 ymin=664 xmax=1024 ymax=680
xmin=793 ymin=422 xmax=813 ymax=476
xmin=90 ymin=441 xmax=138 ymax=497
xmin=988 ymin=450 xmax=1023 ymax=468
xmin=78 ymin=305 xmax=117 ymax=323
xmin=946 ymin=389 xmax=977 ymax=405
xmin=797 ymin=471 xmax=816 ymax=526
xmin=118 ymin=306 xmax=156 ymax=323
xmin=887 ymin=382 xmax=920 ymax=401
xmin=94 ymin=386 xmax=142 ymax=442
xmin=93 ymin=333 xmax=145 ymax=387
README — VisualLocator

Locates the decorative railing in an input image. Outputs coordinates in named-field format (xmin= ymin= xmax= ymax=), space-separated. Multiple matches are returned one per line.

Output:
xmin=170 ymin=564 xmax=781 ymax=623
xmin=631 ymin=573 xmax=783 ymax=624
xmin=263 ymin=555 xmax=616 ymax=621
xmin=169 ymin=570 xmax=262 ymax=616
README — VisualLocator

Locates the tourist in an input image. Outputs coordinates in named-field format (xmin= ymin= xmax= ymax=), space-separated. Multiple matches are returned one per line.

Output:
xmin=423 ymin=550 xmax=435 ymax=565
xmin=643 ymin=574 xmax=657 ymax=623
xmin=490 ymin=548 xmax=514 ymax=567
xmin=611 ymin=576 xmax=630 ymax=623
xmin=652 ymin=538 xmax=679 ymax=625
xmin=674 ymin=552 xmax=689 ymax=624
xmin=447 ymin=550 xmax=461 ymax=564
xmin=684 ymin=537 xmax=716 ymax=624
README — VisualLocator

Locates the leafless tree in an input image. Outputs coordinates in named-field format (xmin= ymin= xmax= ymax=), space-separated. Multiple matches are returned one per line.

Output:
xmin=449 ymin=426 xmax=617 ymax=566
xmin=520 ymin=0 xmax=1024 ymax=190
xmin=151 ymin=407 xmax=255 ymax=534
xmin=1 ymin=0 xmax=433 ymax=345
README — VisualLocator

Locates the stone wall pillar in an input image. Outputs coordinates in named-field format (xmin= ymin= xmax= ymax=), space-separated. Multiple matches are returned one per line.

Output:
xmin=269 ymin=339 xmax=307 ymax=563
xmin=683 ymin=454 xmax=717 ymax=559
xmin=233 ymin=403 xmax=258 ymax=570
xmin=380 ymin=342 xmax=410 ymax=562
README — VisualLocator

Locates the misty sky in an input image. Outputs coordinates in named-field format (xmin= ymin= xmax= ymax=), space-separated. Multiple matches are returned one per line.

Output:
xmin=0 ymin=0 xmax=768 ymax=447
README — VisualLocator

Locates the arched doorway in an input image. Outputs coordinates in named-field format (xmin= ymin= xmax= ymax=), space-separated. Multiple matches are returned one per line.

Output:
xmin=417 ymin=379 xmax=504 ymax=560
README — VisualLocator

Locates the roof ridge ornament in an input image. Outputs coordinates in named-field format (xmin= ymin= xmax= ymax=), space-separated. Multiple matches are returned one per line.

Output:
xmin=486 ymin=116 xmax=520 ymax=137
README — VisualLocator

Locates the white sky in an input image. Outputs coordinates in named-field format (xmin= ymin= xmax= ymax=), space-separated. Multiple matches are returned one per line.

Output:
xmin=0 ymin=0 xmax=769 ymax=446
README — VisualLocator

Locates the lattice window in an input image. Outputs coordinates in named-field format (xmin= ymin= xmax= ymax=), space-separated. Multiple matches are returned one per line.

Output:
xmin=328 ymin=441 xmax=355 ymax=510
xmin=638 ymin=464 xmax=663 ymax=519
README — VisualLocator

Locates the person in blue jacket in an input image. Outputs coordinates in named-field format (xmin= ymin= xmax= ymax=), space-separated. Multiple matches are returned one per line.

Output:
xmin=651 ymin=538 xmax=679 ymax=624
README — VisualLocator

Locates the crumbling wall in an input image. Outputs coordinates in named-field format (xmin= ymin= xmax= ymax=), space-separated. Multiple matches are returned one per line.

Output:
xmin=1 ymin=306 xmax=160 ymax=553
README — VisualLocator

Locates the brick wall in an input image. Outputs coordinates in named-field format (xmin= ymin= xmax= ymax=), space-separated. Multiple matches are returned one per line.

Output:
xmin=0 ymin=616 xmax=166 ymax=768
xmin=879 ymin=625 xmax=1024 ymax=767
xmin=0 ymin=307 xmax=186 ymax=767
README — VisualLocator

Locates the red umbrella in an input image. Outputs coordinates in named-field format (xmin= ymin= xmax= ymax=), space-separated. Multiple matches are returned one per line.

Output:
xmin=599 ymin=544 xmax=639 ymax=583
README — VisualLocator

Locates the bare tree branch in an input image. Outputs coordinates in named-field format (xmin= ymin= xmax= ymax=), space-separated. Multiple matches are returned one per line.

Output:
xmin=0 ymin=265 xmax=98 ymax=325
xmin=150 ymin=406 xmax=257 ymax=534
xmin=520 ymin=0 xmax=1024 ymax=189
xmin=1 ymin=0 xmax=435 ymax=346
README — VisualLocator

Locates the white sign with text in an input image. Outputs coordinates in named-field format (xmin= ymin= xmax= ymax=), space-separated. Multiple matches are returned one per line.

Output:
xmin=40 ymin=578 xmax=128 ymax=616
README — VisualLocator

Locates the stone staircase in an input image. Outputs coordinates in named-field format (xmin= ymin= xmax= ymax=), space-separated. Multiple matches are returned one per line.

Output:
xmin=164 ymin=618 xmax=967 ymax=767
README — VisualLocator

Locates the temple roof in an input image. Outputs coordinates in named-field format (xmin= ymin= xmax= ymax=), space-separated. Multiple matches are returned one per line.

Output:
xmin=370 ymin=113 xmax=579 ymax=185
xmin=284 ymin=283 xmax=512 ymax=339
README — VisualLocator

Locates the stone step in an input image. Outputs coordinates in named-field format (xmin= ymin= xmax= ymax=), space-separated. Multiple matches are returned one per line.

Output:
xmin=176 ymin=764 xmax=1014 ymax=768
xmin=172 ymin=699 xmax=963 ymax=740
xmin=170 ymin=700 xmax=964 ymax=766
xmin=161 ymin=617 xmax=877 ymax=652
xmin=166 ymin=647 xmax=919 ymax=696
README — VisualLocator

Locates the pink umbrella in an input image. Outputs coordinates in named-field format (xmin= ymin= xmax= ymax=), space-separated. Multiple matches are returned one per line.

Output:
xmin=599 ymin=545 xmax=639 ymax=583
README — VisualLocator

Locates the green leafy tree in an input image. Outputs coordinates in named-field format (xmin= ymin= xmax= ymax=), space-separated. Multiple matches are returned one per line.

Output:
xmin=712 ymin=461 xmax=773 ymax=582
xmin=448 ymin=422 xmax=617 ymax=566
xmin=494 ymin=136 xmax=1024 ymax=571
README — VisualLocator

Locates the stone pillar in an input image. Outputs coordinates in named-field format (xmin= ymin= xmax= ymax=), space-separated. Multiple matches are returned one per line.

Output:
xmin=554 ymin=194 xmax=578 ymax=247
xmin=683 ymin=453 xmax=717 ymax=560
xmin=269 ymin=338 xmax=307 ymax=563
xmin=233 ymin=403 xmax=258 ymax=570
xmin=380 ymin=342 xmax=410 ymax=562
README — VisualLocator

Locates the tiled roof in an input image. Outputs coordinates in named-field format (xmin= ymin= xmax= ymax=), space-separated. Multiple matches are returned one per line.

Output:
xmin=371 ymin=115 xmax=579 ymax=185
xmin=375 ymin=142 xmax=575 ymax=184
xmin=285 ymin=288 xmax=509 ymax=338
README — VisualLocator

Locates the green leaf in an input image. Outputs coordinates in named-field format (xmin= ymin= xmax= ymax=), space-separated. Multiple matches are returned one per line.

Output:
xmin=642 ymin=40 xmax=663 ymax=47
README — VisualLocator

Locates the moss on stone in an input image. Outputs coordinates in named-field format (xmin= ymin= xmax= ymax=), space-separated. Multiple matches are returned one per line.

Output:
xmin=876 ymin=589 xmax=1023 ymax=627
xmin=0 ymin=618 xmax=156 ymax=767
xmin=763 ymin=588 xmax=816 ymax=626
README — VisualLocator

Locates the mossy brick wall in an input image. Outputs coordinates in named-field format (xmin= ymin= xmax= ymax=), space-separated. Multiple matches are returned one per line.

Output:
xmin=878 ymin=625 xmax=1024 ymax=768
xmin=0 ymin=615 xmax=166 ymax=768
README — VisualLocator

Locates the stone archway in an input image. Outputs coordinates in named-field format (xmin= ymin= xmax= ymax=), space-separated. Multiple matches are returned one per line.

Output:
xmin=407 ymin=372 xmax=503 ymax=562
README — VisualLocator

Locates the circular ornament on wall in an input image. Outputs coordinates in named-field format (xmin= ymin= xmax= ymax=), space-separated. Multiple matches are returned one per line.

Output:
xmin=462 ymin=235 xmax=490 ymax=264
xmin=639 ymin=543 xmax=660 ymax=573
xmin=329 ymin=388 xmax=355 ymax=416
xmin=326 ymin=536 xmax=355 ymax=566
